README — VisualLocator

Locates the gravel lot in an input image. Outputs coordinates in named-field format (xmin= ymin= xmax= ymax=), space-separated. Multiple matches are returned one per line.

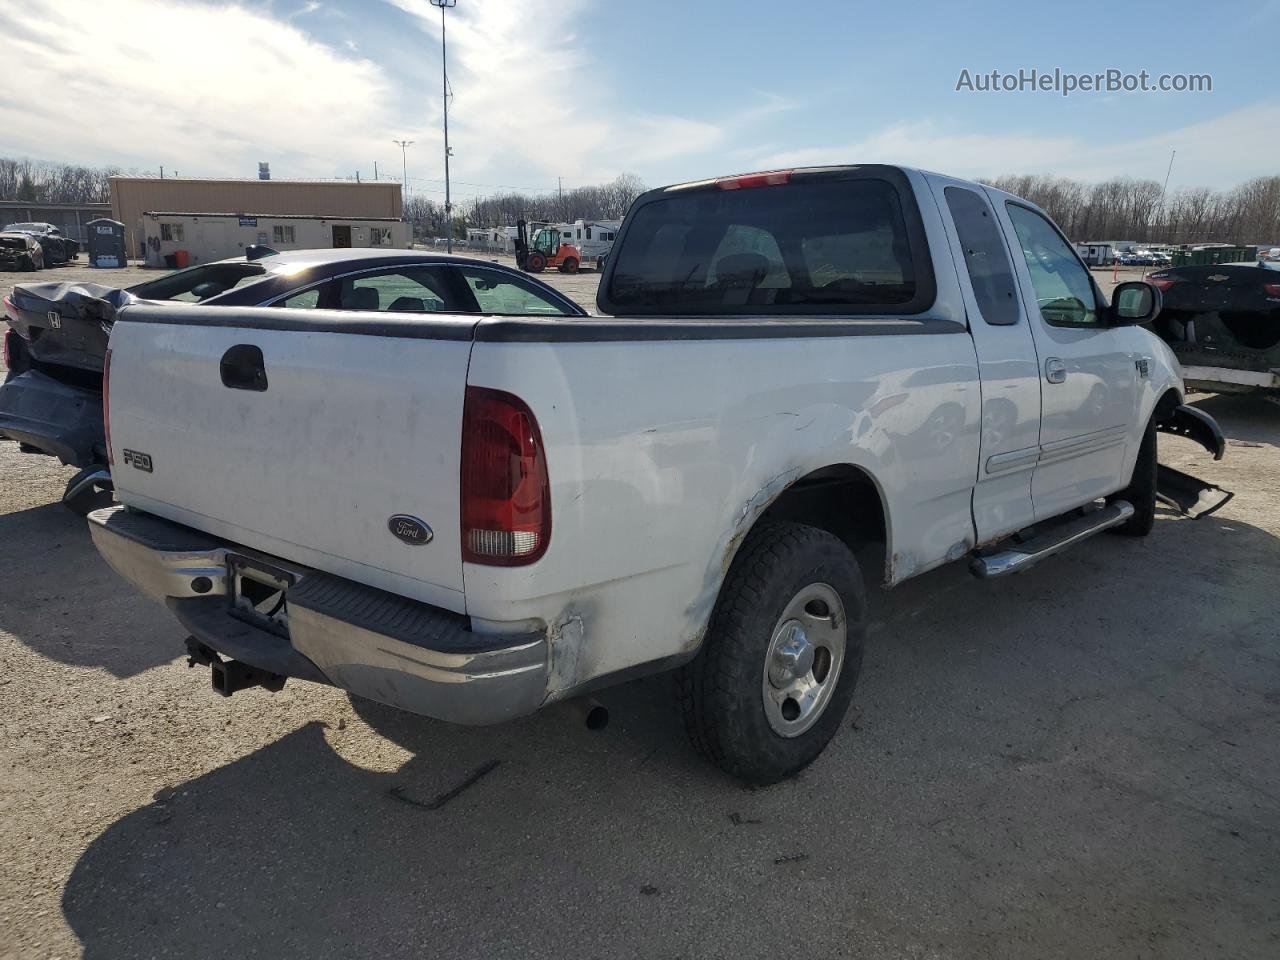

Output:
xmin=1 ymin=258 xmax=1277 ymax=959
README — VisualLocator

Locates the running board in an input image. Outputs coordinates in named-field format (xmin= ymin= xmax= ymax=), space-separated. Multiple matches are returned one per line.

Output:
xmin=969 ymin=501 xmax=1134 ymax=579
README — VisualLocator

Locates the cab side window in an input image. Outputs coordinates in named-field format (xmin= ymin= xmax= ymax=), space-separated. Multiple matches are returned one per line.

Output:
xmin=1005 ymin=203 xmax=1100 ymax=327
xmin=945 ymin=187 xmax=1019 ymax=326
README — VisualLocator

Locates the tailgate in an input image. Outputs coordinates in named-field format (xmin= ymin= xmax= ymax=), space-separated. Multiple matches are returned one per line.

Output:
xmin=106 ymin=305 xmax=478 ymax=609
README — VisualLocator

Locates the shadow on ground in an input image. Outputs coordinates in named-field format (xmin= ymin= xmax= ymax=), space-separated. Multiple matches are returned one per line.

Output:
xmin=0 ymin=501 xmax=178 ymax=677
xmin=61 ymin=505 xmax=1280 ymax=959
xmin=1188 ymin=392 xmax=1279 ymax=446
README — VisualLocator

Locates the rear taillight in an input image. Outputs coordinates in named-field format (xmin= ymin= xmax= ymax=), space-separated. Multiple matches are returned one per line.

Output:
xmin=460 ymin=386 xmax=550 ymax=566
xmin=103 ymin=347 xmax=113 ymax=466
xmin=2 ymin=294 xmax=15 ymax=321
xmin=1148 ymin=275 xmax=1178 ymax=292
xmin=1 ymin=329 xmax=11 ymax=370
xmin=716 ymin=169 xmax=793 ymax=190
xmin=1264 ymin=282 xmax=1280 ymax=298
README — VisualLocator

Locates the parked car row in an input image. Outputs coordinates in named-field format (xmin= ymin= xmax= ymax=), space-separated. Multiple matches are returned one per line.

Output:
xmin=1116 ymin=250 xmax=1173 ymax=267
xmin=2 ymin=165 xmax=1233 ymax=784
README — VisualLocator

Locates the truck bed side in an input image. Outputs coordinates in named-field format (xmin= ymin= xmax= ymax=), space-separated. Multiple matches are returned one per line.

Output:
xmin=462 ymin=315 xmax=981 ymax=692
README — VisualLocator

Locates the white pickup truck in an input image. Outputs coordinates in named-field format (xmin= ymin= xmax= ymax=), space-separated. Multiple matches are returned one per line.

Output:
xmin=88 ymin=165 xmax=1228 ymax=784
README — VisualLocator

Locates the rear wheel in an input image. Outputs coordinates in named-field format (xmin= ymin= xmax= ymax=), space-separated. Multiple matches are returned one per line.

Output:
xmin=561 ymin=257 xmax=579 ymax=274
xmin=676 ymin=521 xmax=866 ymax=785
xmin=1109 ymin=418 xmax=1157 ymax=536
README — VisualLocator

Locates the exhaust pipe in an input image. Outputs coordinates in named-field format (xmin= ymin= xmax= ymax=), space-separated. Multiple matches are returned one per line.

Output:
xmin=566 ymin=697 xmax=609 ymax=731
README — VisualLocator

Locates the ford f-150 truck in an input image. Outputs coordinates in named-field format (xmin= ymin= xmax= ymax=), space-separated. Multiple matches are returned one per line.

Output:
xmin=87 ymin=165 xmax=1228 ymax=784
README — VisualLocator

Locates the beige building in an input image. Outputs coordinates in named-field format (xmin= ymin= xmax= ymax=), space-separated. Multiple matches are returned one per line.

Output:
xmin=135 ymin=211 xmax=409 ymax=268
xmin=109 ymin=176 xmax=403 ymax=259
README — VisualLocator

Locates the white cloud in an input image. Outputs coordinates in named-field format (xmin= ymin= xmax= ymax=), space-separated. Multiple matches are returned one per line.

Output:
xmin=0 ymin=0 xmax=396 ymax=177
xmin=3 ymin=0 xmax=1266 ymax=195
xmin=751 ymin=103 xmax=1280 ymax=188
xmin=380 ymin=0 xmax=729 ymax=186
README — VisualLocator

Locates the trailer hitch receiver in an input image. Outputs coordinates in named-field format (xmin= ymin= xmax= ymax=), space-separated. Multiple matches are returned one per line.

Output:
xmin=185 ymin=636 xmax=286 ymax=695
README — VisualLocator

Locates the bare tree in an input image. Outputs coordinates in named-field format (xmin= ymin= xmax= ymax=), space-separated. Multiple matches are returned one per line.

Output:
xmin=985 ymin=171 xmax=1280 ymax=244
xmin=462 ymin=174 xmax=647 ymax=232
xmin=0 ymin=155 xmax=120 ymax=204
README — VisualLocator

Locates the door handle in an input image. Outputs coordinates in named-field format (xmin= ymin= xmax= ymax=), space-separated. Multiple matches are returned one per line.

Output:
xmin=220 ymin=344 xmax=269 ymax=392
xmin=1044 ymin=358 xmax=1067 ymax=384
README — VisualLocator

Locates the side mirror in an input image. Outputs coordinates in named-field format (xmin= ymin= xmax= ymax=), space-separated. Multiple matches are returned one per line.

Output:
xmin=1109 ymin=280 xmax=1161 ymax=325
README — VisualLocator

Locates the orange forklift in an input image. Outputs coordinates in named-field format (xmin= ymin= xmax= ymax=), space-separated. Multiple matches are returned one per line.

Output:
xmin=514 ymin=219 xmax=583 ymax=274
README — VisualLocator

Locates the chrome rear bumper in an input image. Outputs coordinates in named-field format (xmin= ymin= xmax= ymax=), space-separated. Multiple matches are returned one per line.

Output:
xmin=87 ymin=506 xmax=549 ymax=725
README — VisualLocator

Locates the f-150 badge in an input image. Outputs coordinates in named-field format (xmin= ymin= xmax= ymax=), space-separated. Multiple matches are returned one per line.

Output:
xmin=122 ymin=449 xmax=153 ymax=472
xmin=388 ymin=515 xmax=433 ymax=545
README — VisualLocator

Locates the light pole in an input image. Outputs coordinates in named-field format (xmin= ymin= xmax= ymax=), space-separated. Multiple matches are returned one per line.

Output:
xmin=392 ymin=138 xmax=413 ymax=198
xmin=429 ymin=0 xmax=456 ymax=253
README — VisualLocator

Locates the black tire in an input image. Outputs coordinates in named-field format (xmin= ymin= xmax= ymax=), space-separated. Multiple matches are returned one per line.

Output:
xmin=19 ymin=254 xmax=35 ymax=271
xmin=1109 ymin=418 xmax=1157 ymax=536
xmin=562 ymin=257 xmax=579 ymax=274
xmin=676 ymin=521 xmax=866 ymax=785
xmin=526 ymin=252 xmax=547 ymax=273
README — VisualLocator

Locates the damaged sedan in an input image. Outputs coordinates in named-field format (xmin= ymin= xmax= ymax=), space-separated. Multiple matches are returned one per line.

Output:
xmin=1148 ymin=260 xmax=1280 ymax=398
xmin=3 ymin=222 xmax=77 ymax=266
xmin=0 ymin=231 xmax=44 ymax=271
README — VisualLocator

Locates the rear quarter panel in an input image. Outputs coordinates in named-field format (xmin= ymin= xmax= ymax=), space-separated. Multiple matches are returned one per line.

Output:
xmin=465 ymin=327 xmax=981 ymax=693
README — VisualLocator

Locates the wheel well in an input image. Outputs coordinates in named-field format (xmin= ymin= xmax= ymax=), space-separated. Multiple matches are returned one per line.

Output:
xmin=1154 ymin=386 xmax=1182 ymax=423
xmin=754 ymin=465 xmax=888 ymax=583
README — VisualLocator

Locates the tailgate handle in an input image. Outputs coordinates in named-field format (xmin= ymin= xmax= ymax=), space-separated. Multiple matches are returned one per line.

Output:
xmin=220 ymin=344 xmax=268 ymax=392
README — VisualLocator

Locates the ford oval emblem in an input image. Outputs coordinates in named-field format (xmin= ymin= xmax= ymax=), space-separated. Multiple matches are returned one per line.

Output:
xmin=388 ymin=515 xmax=433 ymax=545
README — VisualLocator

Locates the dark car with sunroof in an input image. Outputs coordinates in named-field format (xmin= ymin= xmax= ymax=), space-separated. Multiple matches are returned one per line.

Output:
xmin=1 ymin=248 xmax=585 ymax=512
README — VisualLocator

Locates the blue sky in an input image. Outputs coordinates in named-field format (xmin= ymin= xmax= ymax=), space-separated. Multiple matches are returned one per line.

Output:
xmin=1 ymin=0 xmax=1276 ymax=202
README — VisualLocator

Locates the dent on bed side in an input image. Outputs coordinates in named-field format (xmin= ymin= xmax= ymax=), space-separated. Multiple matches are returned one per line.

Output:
xmin=542 ymin=598 xmax=597 ymax=698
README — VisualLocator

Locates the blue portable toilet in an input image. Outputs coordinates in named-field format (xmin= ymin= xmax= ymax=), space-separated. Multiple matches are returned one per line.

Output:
xmin=86 ymin=218 xmax=126 ymax=268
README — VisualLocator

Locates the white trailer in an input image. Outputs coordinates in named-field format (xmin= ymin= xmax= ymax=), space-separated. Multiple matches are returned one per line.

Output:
xmin=1075 ymin=241 xmax=1117 ymax=266
xmin=569 ymin=219 xmax=622 ymax=270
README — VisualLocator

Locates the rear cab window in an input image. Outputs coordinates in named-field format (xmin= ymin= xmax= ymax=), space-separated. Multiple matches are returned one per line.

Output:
xmin=602 ymin=168 xmax=935 ymax=316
